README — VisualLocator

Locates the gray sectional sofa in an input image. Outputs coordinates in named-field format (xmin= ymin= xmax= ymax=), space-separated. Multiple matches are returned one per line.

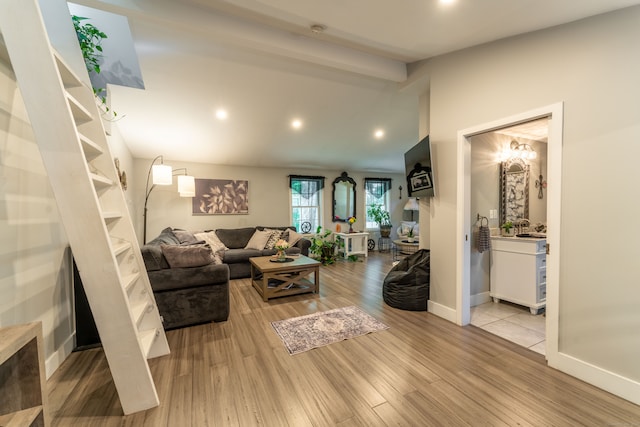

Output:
xmin=141 ymin=226 xmax=310 ymax=329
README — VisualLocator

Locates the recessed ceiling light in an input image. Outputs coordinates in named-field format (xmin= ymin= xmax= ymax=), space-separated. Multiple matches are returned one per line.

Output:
xmin=215 ymin=109 xmax=228 ymax=120
xmin=292 ymin=119 xmax=303 ymax=129
xmin=374 ymin=129 xmax=385 ymax=139
xmin=439 ymin=0 xmax=456 ymax=4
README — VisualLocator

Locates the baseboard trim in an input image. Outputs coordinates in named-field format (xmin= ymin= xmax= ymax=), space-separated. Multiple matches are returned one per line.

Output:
xmin=548 ymin=351 xmax=640 ymax=405
xmin=470 ymin=291 xmax=491 ymax=307
xmin=428 ymin=300 xmax=457 ymax=323
xmin=45 ymin=332 xmax=75 ymax=379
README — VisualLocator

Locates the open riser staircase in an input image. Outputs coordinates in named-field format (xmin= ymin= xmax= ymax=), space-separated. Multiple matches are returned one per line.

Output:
xmin=0 ymin=0 xmax=170 ymax=415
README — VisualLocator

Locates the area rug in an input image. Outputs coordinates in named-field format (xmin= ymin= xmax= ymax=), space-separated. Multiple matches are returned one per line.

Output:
xmin=271 ymin=306 xmax=389 ymax=355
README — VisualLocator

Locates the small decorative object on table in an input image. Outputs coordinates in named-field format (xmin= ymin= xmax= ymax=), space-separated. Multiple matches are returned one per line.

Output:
xmin=348 ymin=216 xmax=356 ymax=233
xmin=407 ymin=226 xmax=415 ymax=243
xmin=274 ymin=239 xmax=289 ymax=261
xmin=501 ymin=221 xmax=515 ymax=237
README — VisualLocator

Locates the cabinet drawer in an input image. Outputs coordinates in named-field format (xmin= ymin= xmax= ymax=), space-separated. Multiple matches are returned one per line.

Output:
xmin=537 ymin=267 xmax=547 ymax=285
xmin=538 ymin=284 xmax=547 ymax=302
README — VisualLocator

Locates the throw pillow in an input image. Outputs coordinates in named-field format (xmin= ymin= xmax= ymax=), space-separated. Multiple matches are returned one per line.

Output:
xmin=264 ymin=229 xmax=283 ymax=249
xmin=244 ymin=229 xmax=272 ymax=250
xmin=287 ymin=229 xmax=304 ymax=247
xmin=160 ymin=244 xmax=214 ymax=268
xmin=194 ymin=231 xmax=228 ymax=254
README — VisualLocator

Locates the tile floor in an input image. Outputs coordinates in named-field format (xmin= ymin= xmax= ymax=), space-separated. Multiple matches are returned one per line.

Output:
xmin=470 ymin=301 xmax=546 ymax=355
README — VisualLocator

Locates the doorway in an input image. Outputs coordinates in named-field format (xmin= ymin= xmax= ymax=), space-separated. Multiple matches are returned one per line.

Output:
xmin=455 ymin=103 xmax=563 ymax=361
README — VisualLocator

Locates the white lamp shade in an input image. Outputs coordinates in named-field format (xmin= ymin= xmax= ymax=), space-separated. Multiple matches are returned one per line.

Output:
xmin=152 ymin=164 xmax=172 ymax=185
xmin=404 ymin=197 xmax=419 ymax=211
xmin=178 ymin=175 xmax=195 ymax=197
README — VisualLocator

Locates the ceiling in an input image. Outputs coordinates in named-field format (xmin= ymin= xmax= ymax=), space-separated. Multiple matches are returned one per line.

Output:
xmin=72 ymin=0 xmax=640 ymax=172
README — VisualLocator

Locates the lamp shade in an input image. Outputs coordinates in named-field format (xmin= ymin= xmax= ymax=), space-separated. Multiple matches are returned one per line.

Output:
xmin=404 ymin=197 xmax=419 ymax=211
xmin=152 ymin=164 xmax=172 ymax=185
xmin=178 ymin=175 xmax=195 ymax=197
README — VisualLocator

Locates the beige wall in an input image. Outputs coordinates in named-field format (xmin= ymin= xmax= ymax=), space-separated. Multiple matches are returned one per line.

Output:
xmin=0 ymin=52 xmax=74 ymax=377
xmin=419 ymin=6 xmax=640 ymax=383
xmin=133 ymin=158 xmax=406 ymax=243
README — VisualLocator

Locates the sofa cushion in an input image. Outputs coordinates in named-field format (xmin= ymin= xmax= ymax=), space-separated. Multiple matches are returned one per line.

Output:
xmin=223 ymin=248 xmax=262 ymax=264
xmin=244 ymin=229 xmax=272 ymax=250
xmin=216 ymin=227 xmax=256 ymax=249
xmin=148 ymin=263 xmax=230 ymax=292
xmin=161 ymin=244 xmax=215 ymax=268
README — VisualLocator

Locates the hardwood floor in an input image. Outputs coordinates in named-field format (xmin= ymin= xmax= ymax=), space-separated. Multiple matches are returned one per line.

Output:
xmin=48 ymin=252 xmax=640 ymax=426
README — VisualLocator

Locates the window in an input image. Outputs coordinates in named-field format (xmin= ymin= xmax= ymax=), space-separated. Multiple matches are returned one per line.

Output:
xmin=289 ymin=175 xmax=325 ymax=233
xmin=364 ymin=178 xmax=392 ymax=229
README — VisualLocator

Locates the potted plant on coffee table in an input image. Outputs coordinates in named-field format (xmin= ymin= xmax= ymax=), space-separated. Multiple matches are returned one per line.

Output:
xmin=367 ymin=204 xmax=392 ymax=238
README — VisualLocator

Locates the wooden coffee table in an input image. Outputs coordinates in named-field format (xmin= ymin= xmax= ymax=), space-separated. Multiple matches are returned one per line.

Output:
xmin=250 ymin=255 xmax=321 ymax=301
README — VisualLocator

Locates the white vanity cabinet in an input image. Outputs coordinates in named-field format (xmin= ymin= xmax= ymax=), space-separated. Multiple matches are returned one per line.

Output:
xmin=490 ymin=236 xmax=546 ymax=314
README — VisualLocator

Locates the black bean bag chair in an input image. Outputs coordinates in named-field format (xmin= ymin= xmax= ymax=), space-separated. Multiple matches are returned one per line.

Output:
xmin=383 ymin=249 xmax=430 ymax=311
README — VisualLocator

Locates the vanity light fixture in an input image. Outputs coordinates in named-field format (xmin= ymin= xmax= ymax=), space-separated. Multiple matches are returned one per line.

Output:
xmin=143 ymin=155 xmax=196 ymax=243
xmin=500 ymin=140 xmax=537 ymax=161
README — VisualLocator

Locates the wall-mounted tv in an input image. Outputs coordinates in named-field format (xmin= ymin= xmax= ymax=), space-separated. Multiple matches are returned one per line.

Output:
xmin=404 ymin=135 xmax=435 ymax=198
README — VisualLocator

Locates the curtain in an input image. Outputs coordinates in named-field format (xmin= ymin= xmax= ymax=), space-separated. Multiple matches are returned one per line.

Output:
xmin=289 ymin=175 xmax=325 ymax=199
xmin=364 ymin=178 xmax=392 ymax=198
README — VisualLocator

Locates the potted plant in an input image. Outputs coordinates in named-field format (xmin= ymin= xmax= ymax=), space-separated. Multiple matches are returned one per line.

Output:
xmin=406 ymin=226 xmax=415 ymax=243
xmin=309 ymin=226 xmax=338 ymax=265
xmin=501 ymin=221 xmax=514 ymax=237
xmin=367 ymin=204 xmax=392 ymax=237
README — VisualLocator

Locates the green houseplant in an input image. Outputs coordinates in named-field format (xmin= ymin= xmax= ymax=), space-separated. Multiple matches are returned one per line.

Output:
xmin=72 ymin=15 xmax=119 ymax=120
xmin=367 ymin=204 xmax=392 ymax=237
xmin=309 ymin=226 xmax=338 ymax=265
xmin=501 ymin=221 xmax=514 ymax=236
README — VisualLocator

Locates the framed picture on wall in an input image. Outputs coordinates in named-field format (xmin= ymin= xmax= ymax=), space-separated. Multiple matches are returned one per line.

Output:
xmin=192 ymin=179 xmax=249 ymax=215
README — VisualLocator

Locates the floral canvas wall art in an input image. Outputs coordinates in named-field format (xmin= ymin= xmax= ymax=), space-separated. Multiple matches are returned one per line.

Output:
xmin=193 ymin=179 xmax=248 ymax=215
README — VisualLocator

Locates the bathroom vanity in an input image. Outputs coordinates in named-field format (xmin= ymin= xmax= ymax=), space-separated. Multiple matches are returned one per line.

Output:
xmin=490 ymin=236 xmax=546 ymax=314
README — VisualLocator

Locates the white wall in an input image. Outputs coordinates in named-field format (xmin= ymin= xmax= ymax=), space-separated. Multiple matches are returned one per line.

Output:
xmin=417 ymin=5 xmax=640 ymax=391
xmin=133 ymin=157 xmax=405 ymax=244
xmin=0 ymin=51 xmax=74 ymax=377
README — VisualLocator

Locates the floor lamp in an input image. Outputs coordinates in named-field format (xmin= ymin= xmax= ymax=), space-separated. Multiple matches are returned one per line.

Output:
xmin=404 ymin=197 xmax=419 ymax=221
xmin=143 ymin=155 xmax=195 ymax=244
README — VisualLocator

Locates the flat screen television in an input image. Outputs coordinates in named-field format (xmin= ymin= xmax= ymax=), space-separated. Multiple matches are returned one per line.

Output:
xmin=404 ymin=135 xmax=435 ymax=198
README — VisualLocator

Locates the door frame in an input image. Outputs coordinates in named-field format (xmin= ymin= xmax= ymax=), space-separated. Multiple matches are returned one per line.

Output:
xmin=455 ymin=102 xmax=563 ymax=361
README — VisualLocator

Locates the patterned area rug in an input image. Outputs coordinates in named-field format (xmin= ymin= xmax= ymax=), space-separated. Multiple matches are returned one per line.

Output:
xmin=271 ymin=306 xmax=389 ymax=355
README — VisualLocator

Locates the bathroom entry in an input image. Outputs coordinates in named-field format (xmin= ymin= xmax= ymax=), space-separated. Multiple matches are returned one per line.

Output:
xmin=467 ymin=118 xmax=549 ymax=353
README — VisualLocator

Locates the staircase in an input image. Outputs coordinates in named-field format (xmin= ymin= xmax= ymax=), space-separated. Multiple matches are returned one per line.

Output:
xmin=0 ymin=0 xmax=170 ymax=415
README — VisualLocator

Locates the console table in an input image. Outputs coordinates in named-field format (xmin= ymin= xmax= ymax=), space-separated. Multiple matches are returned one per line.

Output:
xmin=334 ymin=231 xmax=369 ymax=259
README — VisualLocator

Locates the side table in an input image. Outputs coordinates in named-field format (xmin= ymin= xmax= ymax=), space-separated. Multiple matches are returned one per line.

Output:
xmin=334 ymin=231 xmax=369 ymax=259
xmin=393 ymin=239 xmax=419 ymax=261
xmin=378 ymin=237 xmax=392 ymax=252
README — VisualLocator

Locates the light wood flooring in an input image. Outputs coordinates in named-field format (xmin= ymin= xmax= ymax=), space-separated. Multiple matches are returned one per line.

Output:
xmin=48 ymin=252 xmax=640 ymax=426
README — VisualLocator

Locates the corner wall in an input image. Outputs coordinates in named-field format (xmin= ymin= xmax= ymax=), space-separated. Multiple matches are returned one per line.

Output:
xmin=419 ymin=5 xmax=640 ymax=399
xmin=0 ymin=48 xmax=74 ymax=377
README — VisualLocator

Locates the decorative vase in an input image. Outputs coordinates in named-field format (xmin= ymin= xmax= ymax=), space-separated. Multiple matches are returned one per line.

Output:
xmin=349 ymin=224 xmax=353 ymax=233
xmin=407 ymin=237 xmax=414 ymax=243
xmin=276 ymin=249 xmax=286 ymax=261
xmin=336 ymin=223 xmax=341 ymax=232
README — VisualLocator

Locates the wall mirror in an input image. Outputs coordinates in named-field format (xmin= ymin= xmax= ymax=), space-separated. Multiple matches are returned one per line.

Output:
xmin=500 ymin=158 xmax=530 ymax=225
xmin=332 ymin=172 xmax=356 ymax=222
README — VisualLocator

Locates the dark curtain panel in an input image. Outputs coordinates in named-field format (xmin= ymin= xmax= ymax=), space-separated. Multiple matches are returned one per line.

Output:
xmin=289 ymin=175 xmax=325 ymax=199
xmin=364 ymin=178 xmax=392 ymax=198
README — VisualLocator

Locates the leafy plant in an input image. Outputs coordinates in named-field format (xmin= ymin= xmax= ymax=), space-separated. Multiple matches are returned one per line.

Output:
xmin=72 ymin=15 xmax=120 ymax=120
xmin=501 ymin=221 xmax=514 ymax=232
xmin=309 ymin=226 xmax=338 ymax=265
xmin=407 ymin=226 xmax=414 ymax=238
xmin=367 ymin=204 xmax=391 ymax=227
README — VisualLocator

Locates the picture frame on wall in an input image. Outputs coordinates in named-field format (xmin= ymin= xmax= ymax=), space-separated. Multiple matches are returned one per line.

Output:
xmin=407 ymin=163 xmax=433 ymax=196
xmin=192 ymin=178 xmax=248 ymax=215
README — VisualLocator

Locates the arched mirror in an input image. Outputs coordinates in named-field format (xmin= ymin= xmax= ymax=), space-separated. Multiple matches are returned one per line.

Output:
xmin=500 ymin=158 xmax=530 ymax=225
xmin=332 ymin=172 xmax=356 ymax=222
